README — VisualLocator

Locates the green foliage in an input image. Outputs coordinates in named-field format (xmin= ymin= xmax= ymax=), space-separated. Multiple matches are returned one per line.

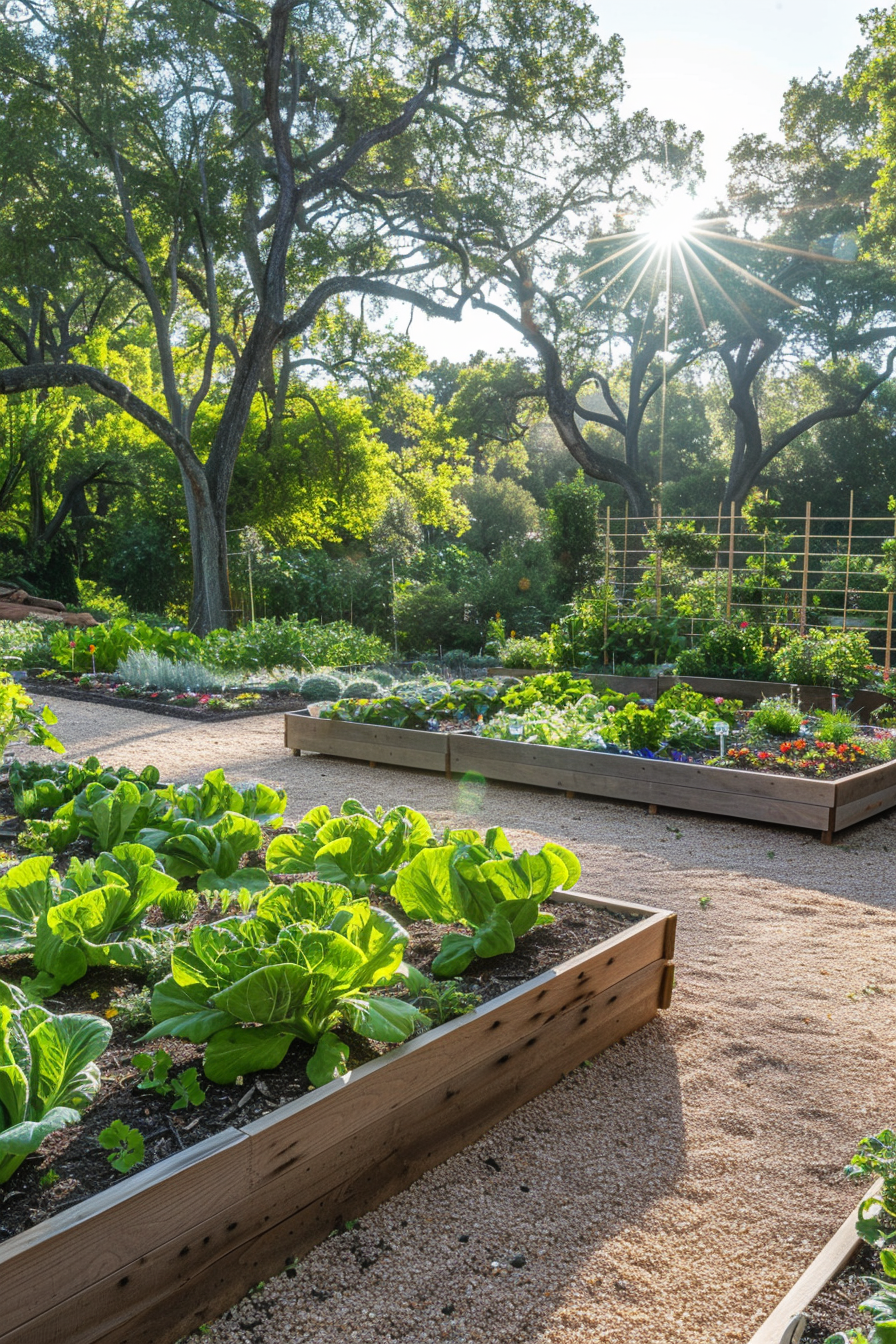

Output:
xmin=131 ymin=1049 xmax=206 ymax=1110
xmin=323 ymin=695 xmax=432 ymax=730
xmin=0 ymin=848 xmax=181 ymax=997
xmin=265 ymin=801 xmax=433 ymax=896
xmin=399 ymin=965 xmax=483 ymax=1025
xmin=153 ymin=770 xmax=287 ymax=828
xmin=456 ymin=475 xmax=542 ymax=559
xmin=394 ymin=582 xmax=475 ymax=654
xmin=143 ymin=887 xmax=425 ymax=1084
xmin=771 ymin=628 xmax=873 ymax=694
xmin=141 ymin=813 xmax=264 ymax=887
xmin=599 ymin=702 xmax=671 ymax=752
xmin=546 ymin=473 xmax=604 ymax=597
xmin=846 ymin=1130 xmax=896 ymax=1250
xmin=675 ymin=622 xmax=777 ymax=680
xmin=0 ymin=620 xmax=53 ymax=669
xmin=746 ymin=697 xmax=805 ymax=740
xmin=501 ymin=672 xmax=594 ymax=711
xmin=393 ymin=832 xmax=581 ymax=977
xmin=0 ymin=978 xmax=111 ymax=1185
xmin=204 ymin=620 xmax=390 ymax=674
xmin=496 ymin=635 xmax=552 ymax=668
xmin=98 ymin=1120 xmax=145 ymax=1174
xmin=815 ymin=709 xmax=860 ymax=746
xmin=51 ymin=622 xmax=201 ymax=674
xmin=341 ymin=679 xmax=384 ymax=699
xmin=9 ymin=757 xmax=161 ymax=820
xmin=0 ymin=672 xmax=64 ymax=758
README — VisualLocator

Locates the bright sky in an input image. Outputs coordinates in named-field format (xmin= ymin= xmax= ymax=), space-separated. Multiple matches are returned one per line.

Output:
xmin=412 ymin=0 xmax=868 ymax=364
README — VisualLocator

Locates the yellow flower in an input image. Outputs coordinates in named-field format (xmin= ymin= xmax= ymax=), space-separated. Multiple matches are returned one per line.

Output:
xmin=90 ymin=991 xmax=99 ymax=1000
xmin=104 ymin=1007 xmax=119 ymax=1019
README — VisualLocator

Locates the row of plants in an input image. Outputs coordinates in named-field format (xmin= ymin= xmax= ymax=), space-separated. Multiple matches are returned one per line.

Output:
xmin=0 ymin=744 xmax=583 ymax=1191
xmin=495 ymin=619 xmax=887 ymax=696
xmin=318 ymin=672 xmax=896 ymax=776
xmin=0 ymin=616 xmax=393 ymax=679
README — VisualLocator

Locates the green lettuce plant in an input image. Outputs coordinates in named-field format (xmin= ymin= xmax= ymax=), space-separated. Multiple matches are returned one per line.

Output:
xmin=265 ymin=800 xmax=434 ymax=895
xmin=392 ymin=832 xmax=581 ymax=977
xmin=142 ymin=884 xmax=426 ymax=1085
xmin=8 ymin=757 xmax=161 ymax=820
xmin=154 ymin=769 xmax=287 ymax=826
xmin=0 ymin=848 xmax=187 ymax=997
xmin=0 ymin=979 xmax=111 ymax=1185
xmin=139 ymin=812 xmax=265 ymax=888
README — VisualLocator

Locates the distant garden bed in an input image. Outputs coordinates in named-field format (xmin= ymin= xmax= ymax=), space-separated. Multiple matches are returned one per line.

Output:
xmin=23 ymin=674 xmax=308 ymax=721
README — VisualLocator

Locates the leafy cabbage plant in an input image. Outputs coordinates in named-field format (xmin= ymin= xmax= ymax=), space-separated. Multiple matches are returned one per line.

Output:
xmin=139 ymin=812 xmax=266 ymax=890
xmin=0 ymin=848 xmax=187 ymax=997
xmin=24 ymin=778 xmax=169 ymax=855
xmin=265 ymin=799 xmax=433 ymax=895
xmin=142 ymin=882 xmax=426 ymax=1085
xmin=153 ymin=769 xmax=287 ymax=827
xmin=0 ymin=978 xmax=111 ymax=1184
xmin=392 ymin=830 xmax=581 ymax=977
xmin=9 ymin=757 xmax=161 ymax=819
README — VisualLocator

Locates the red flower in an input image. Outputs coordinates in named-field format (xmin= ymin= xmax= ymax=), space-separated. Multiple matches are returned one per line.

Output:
xmin=740 ymin=621 xmax=749 ymax=629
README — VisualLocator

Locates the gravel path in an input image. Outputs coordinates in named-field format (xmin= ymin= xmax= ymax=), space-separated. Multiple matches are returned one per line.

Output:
xmin=18 ymin=697 xmax=896 ymax=1344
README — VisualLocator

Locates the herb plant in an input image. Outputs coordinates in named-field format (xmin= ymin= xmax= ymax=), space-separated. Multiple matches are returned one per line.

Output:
xmin=98 ymin=1120 xmax=145 ymax=1173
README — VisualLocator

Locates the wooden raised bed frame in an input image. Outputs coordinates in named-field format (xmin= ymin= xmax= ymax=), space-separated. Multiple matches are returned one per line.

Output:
xmin=284 ymin=711 xmax=896 ymax=840
xmin=0 ymin=891 xmax=675 ymax=1344
xmin=747 ymin=1178 xmax=882 ymax=1344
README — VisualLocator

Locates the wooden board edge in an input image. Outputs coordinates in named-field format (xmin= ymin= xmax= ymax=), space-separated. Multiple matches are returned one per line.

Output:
xmin=745 ymin=1179 xmax=882 ymax=1344
xmin=0 ymin=1128 xmax=246 ymax=1268
xmin=42 ymin=963 xmax=668 ymax=1344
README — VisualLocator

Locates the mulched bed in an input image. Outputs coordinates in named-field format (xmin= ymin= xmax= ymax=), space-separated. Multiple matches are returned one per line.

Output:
xmin=802 ymin=1238 xmax=880 ymax=1341
xmin=0 ymin=894 xmax=637 ymax=1243
xmin=24 ymin=678 xmax=307 ymax=721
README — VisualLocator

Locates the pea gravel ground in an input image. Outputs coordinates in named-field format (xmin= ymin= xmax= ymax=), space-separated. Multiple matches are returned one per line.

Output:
xmin=17 ymin=697 xmax=896 ymax=1344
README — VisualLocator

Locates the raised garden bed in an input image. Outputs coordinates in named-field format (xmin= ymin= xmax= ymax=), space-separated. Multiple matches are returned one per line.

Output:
xmin=491 ymin=670 xmax=872 ymax=717
xmin=24 ymin=677 xmax=307 ymax=721
xmin=285 ymin=711 xmax=896 ymax=840
xmin=746 ymin=1179 xmax=883 ymax=1344
xmin=0 ymin=888 xmax=675 ymax=1344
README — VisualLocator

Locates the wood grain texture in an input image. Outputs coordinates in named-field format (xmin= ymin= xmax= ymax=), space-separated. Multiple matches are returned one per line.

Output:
xmin=746 ymin=1180 xmax=882 ymax=1344
xmin=0 ymin=896 xmax=673 ymax=1344
xmin=832 ymin=756 xmax=896 ymax=807
xmin=449 ymin=734 xmax=838 ymax=804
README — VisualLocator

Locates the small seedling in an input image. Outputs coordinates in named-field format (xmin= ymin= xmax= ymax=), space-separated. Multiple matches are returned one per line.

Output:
xmin=698 ymin=894 xmax=712 ymax=909
xmin=132 ymin=1050 xmax=206 ymax=1110
xmin=39 ymin=1168 xmax=60 ymax=1189
xmin=767 ymin=850 xmax=775 ymax=859
xmin=98 ymin=1120 xmax=145 ymax=1173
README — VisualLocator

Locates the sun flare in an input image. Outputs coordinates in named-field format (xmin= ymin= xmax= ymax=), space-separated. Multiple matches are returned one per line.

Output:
xmin=641 ymin=195 xmax=696 ymax=247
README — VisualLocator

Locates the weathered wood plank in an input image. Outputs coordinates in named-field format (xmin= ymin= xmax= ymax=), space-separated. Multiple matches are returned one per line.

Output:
xmin=832 ymin=781 xmax=896 ymax=831
xmin=63 ymin=960 xmax=668 ymax=1344
xmin=832 ymin=756 xmax=896 ymax=807
xmin=449 ymin=735 xmax=838 ymax=807
xmin=746 ymin=1181 xmax=882 ymax=1344
xmin=0 ymin=898 xmax=672 ymax=1344
xmin=0 ymin=1129 xmax=249 ymax=1335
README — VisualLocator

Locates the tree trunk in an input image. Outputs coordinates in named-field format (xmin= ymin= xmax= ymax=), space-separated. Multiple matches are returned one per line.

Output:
xmin=182 ymin=466 xmax=231 ymax=634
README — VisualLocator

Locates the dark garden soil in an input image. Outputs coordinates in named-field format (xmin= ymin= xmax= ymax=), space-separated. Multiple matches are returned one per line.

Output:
xmin=23 ymin=678 xmax=308 ymax=721
xmin=0 ymin=896 xmax=638 ymax=1243
xmin=801 ymin=1238 xmax=880 ymax=1341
